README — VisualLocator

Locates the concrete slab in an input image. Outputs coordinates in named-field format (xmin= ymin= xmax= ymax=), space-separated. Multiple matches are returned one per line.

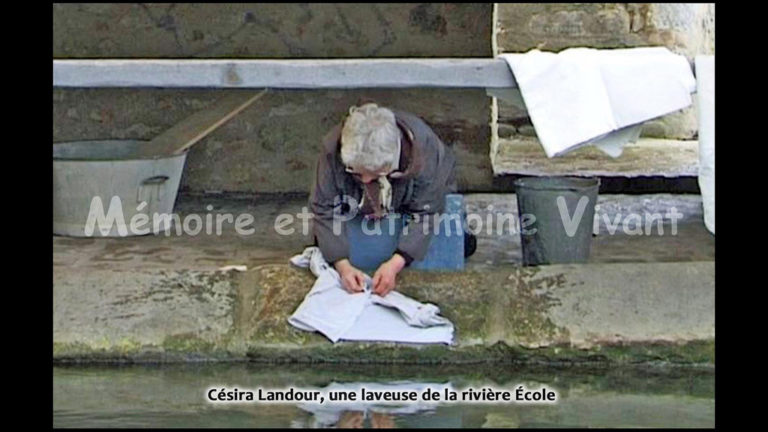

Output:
xmin=504 ymin=263 xmax=715 ymax=348
xmin=53 ymin=267 xmax=238 ymax=355
xmin=53 ymin=58 xmax=517 ymax=89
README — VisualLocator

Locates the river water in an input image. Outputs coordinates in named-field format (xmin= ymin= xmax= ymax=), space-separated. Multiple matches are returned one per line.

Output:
xmin=53 ymin=363 xmax=714 ymax=428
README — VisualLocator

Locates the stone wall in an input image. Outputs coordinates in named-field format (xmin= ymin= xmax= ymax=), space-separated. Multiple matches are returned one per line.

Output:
xmin=53 ymin=4 xmax=495 ymax=193
xmin=494 ymin=3 xmax=715 ymax=141
xmin=53 ymin=88 xmax=492 ymax=193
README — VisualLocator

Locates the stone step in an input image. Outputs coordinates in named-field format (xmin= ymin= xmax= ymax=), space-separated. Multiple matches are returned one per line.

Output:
xmin=493 ymin=137 xmax=699 ymax=178
xmin=53 ymin=260 xmax=714 ymax=365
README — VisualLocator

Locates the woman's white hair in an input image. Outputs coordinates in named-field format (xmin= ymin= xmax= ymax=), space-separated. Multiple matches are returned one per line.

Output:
xmin=340 ymin=103 xmax=400 ymax=173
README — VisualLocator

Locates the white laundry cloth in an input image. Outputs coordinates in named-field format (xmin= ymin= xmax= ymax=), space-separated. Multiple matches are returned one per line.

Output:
xmin=288 ymin=247 xmax=454 ymax=344
xmin=499 ymin=47 xmax=696 ymax=158
xmin=695 ymin=55 xmax=715 ymax=234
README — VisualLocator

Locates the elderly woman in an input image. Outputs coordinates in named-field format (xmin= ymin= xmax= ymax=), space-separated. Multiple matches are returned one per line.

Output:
xmin=310 ymin=102 xmax=474 ymax=296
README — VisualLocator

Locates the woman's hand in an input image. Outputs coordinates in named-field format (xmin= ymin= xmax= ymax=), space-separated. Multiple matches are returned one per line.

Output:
xmin=372 ymin=253 xmax=406 ymax=297
xmin=334 ymin=259 xmax=367 ymax=293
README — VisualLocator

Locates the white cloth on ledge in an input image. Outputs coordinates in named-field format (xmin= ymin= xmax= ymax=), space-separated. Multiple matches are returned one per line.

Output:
xmin=695 ymin=55 xmax=715 ymax=234
xmin=288 ymin=246 xmax=454 ymax=344
xmin=499 ymin=47 xmax=696 ymax=158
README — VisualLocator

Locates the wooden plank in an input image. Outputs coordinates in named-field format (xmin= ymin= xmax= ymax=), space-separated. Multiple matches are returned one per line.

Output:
xmin=493 ymin=137 xmax=699 ymax=178
xmin=53 ymin=58 xmax=518 ymax=89
xmin=136 ymin=89 xmax=268 ymax=158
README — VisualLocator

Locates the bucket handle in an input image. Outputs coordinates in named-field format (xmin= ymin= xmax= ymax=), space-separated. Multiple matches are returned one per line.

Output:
xmin=138 ymin=175 xmax=170 ymax=203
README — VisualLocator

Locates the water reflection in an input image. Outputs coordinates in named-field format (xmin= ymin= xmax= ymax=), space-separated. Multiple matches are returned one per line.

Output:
xmin=292 ymin=381 xmax=448 ymax=428
xmin=297 ymin=408 xmax=400 ymax=428
xmin=53 ymin=363 xmax=714 ymax=428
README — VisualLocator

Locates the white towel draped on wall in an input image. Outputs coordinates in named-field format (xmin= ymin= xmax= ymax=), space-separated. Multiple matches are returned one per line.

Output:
xmin=288 ymin=247 xmax=455 ymax=344
xmin=695 ymin=55 xmax=715 ymax=235
xmin=499 ymin=47 xmax=697 ymax=158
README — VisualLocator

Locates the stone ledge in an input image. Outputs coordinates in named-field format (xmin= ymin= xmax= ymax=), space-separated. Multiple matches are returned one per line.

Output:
xmin=493 ymin=137 xmax=699 ymax=178
xmin=53 ymin=340 xmax=714 ymax=368
xmin=53 ymin=261 xmax=714 ymax=365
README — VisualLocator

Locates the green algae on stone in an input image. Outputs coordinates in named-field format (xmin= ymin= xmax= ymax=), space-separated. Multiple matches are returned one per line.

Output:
xmin=498 ymin=267 xmax=571 ymax=347
xmin=237 ymin=265 xmax=327 ymax=345
xmin=398 ymin=270 xmax=493 ymax=344
xmin=162 ymin=333 xmax=217 ymax=353
xmin=242 ymin=340 xmax=714 ymax=367
xmin=397 ymin=266 xmax=572 ymax=348
xmin=53 ymin=338 xmax=714 ymax=366
xmin=581 ymin=340 xmax=715 ymax=365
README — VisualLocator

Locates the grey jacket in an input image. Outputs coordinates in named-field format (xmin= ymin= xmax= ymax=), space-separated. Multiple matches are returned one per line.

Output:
xmin=309 ymin=109 xmax=457 ymax=265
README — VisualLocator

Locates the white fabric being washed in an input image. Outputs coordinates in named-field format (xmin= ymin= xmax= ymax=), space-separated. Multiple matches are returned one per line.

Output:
xmin=288 ymin=247 xmax=454 ymax=344
xmin=499 ymin=47 xmax=697 ymax=158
